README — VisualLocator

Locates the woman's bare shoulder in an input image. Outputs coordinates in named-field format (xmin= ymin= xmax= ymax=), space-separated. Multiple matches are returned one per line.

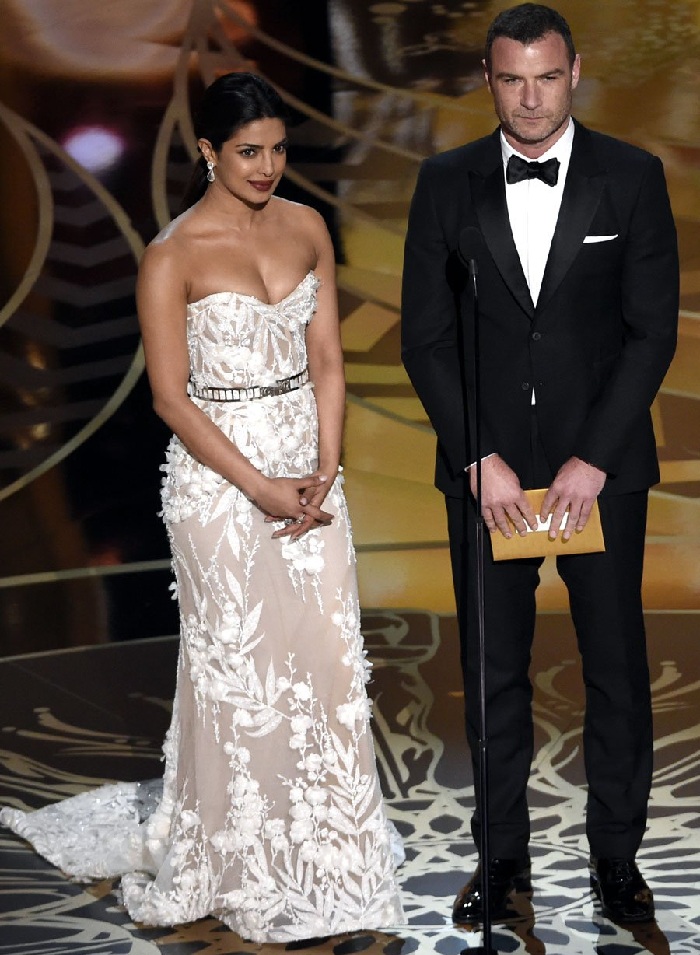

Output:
xmin=149 ymin=207 xmax=200 ymax=249
xmin=271 ymin=196 xmax=326 ymax=232
xmin=270 ymin=198 xmax=330 ymax=261
xmin=140 ymin=210 xmax=198 ymax=273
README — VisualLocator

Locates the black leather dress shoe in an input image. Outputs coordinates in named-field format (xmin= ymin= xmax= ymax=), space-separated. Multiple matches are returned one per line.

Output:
xmin=590 ymin=857 xmax=655 ymax=923
xmin=452 ymin=855 xmax=532 ymax=925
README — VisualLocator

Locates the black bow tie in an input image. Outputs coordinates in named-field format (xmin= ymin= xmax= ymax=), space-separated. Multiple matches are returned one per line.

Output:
xmin=506 ymin=154 xmax=560 ymax=186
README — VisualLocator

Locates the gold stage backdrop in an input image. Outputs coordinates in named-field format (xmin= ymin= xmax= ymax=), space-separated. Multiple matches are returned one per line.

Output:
xmin=0 ymin=0 xmax=698 ymax=654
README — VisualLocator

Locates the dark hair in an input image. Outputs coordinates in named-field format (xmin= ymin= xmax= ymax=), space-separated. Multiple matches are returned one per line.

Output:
xmin=484 ymin=3 xmax=576 ymax=72
xmin=181 ymin=72 xmax=289 ymax=210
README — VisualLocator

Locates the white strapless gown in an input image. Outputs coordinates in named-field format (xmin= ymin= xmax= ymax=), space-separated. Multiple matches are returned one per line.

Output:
xmin=1 ymin=271 xmax=404 ymax=943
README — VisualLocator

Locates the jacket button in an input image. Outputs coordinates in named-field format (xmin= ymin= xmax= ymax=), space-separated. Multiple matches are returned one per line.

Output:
xmin=521 ymin=381 xmax=530 ymax=390
xmin=531 ymin=331 xmax=542 ymax=341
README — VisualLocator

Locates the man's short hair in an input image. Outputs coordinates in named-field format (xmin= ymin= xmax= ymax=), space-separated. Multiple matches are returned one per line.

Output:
xmin=485 ymin=3 xmax=576 ymax=71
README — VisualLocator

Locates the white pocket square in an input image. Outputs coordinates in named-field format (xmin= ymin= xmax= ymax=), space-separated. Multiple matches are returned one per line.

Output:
xmin=583 ymin=234 xmax=618 ymax=243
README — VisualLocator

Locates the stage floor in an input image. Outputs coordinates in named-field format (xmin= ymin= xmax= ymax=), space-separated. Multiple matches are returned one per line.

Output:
xmin=2 ymin=610 xmax=699 ymax=955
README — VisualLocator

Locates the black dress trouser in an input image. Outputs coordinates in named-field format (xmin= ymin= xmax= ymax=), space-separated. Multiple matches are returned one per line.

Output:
xmin=445 ymin=428 xmax=653 ymax=860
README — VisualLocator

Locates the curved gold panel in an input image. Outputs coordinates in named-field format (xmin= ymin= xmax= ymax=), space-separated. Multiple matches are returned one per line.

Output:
xmin=0 ymin=110 xmax=145 ymax=502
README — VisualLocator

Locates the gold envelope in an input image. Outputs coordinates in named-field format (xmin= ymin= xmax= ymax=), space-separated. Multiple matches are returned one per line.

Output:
xmin=490 ymin=488 xmax=605 ymax=561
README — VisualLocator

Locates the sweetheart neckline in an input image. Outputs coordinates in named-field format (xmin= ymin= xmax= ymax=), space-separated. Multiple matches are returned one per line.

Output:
xmin=187 ymin=270 xmax=316 ymax=310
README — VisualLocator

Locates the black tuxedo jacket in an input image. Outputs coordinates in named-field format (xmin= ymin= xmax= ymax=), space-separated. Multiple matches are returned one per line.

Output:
xmin=401 ymin=120 xmax=679 ymax=498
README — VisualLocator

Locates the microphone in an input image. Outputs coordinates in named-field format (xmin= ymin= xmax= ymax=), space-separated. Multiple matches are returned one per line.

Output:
xmin=458 ymin=225 xmax=484 ymax=277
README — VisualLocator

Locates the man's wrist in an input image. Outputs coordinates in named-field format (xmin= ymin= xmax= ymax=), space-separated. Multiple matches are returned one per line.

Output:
xmin=465 ymin=452 xmax=497 ymax=472
xmin=574 ymin=455 xmax=607 ymax=476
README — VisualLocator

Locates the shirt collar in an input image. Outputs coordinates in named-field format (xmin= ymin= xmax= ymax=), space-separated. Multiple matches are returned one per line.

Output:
xmin=500 ymin=117 xmax=575 ymax=170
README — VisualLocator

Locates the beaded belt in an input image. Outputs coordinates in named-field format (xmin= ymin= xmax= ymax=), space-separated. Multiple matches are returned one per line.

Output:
xmin=188 ymin=367 xmax=309 ymax=402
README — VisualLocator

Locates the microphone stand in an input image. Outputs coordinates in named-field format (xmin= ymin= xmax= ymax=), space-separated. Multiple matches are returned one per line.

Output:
xmin=463 ymin=252 xmax=495 ymax=955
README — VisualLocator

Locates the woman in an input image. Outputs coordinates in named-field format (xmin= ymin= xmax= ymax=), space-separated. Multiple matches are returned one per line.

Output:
xmin=1 ymin=73 xmax=403 ymax=942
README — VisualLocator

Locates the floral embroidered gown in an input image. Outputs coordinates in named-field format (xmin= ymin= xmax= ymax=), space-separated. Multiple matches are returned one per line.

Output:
xmin=1 ymin=271 xmax=404 ymax=942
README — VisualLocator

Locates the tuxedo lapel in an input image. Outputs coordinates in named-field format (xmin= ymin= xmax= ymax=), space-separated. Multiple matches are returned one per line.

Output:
xmin=537 ymin=124 xmax=606 ymax=313
xmin=467 ymin=123 xmax=606 ymax=319
xmin=471 ymin=138 xmax=535 ymax=319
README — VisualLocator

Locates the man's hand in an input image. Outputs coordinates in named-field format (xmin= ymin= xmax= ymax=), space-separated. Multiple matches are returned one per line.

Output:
xmin=470 ymin=454 xmax=538 ymax=538
xmin=541 ymin=456 xmax=607 ymax=541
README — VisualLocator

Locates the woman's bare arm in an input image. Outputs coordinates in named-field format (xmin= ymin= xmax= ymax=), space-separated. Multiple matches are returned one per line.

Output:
xmin=306 ymin=210 xmax=345 ymax=481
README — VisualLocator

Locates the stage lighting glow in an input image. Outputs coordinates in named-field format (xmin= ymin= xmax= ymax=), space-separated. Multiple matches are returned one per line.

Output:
xmin=62 ymin=126 xmax=125 ymax=173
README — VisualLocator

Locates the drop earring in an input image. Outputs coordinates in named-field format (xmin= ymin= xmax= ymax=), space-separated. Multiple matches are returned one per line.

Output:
xmin=206 ymin=160 xmax=215 ymax=183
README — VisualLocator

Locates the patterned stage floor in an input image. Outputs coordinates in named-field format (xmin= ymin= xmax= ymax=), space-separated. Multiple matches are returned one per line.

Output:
xmin=2 ymin=609 xmax=699 ymax=954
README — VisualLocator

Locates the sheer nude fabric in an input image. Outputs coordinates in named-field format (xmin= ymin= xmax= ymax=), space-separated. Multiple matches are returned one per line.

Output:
xmin=1 ymin=272 xmax=404 ymax=942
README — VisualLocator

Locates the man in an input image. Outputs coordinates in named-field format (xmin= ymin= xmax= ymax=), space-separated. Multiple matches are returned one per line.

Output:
xmin=401 ymin=3 xmax=678 ymax=926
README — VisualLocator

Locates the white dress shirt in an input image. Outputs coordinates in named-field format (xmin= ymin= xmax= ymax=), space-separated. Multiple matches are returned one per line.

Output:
xmin=502 ymin=118 xmax=574 ymax=307
xmin=467 ymin=120 xmax=576 ymax=469
xmin=502 ymin=119 xmax=574 ymax=405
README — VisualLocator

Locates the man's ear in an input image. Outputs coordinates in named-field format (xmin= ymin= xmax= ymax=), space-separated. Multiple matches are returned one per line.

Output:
xmin=571 ymin=53 xmax=581 ymax=90
xmin=482 ymin=59 xmax=492 ymax=93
